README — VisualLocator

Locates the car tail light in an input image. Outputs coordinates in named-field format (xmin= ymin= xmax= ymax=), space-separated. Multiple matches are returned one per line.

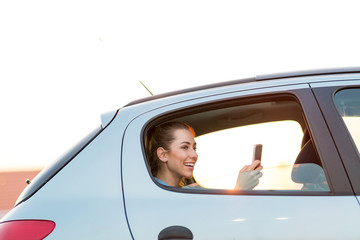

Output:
xmin=0 ymin=220 xmax=55 ymax=240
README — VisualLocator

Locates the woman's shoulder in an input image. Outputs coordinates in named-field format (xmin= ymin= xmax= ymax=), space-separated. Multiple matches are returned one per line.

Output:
xmin=154 ymin=177 xmax=170 ymax=186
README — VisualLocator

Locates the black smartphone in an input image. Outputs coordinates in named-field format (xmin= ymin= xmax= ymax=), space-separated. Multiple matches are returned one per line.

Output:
xmin=252 ymin=144 xmax=263 ymax=162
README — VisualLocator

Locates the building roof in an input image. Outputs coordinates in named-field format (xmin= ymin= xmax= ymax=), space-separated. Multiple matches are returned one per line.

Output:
xmin=0 ymin=170 xmax=40 ymax=218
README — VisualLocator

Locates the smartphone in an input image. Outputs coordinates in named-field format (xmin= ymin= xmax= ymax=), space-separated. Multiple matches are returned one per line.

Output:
xmin=252 ymin=144 xmax=263 ymax=162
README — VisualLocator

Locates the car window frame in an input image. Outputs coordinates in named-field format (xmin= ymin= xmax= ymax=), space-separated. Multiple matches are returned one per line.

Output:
xmin=141 ymin=87 xmax=353 ymax=196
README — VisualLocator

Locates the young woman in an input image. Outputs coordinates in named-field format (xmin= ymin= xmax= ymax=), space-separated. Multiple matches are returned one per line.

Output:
xmin=146 ymin=121 xmax=263 ymax=189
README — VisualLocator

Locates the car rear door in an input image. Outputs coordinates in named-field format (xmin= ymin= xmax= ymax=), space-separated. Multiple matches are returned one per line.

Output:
xmin=121 ymin=81 xmax=360 ymax=239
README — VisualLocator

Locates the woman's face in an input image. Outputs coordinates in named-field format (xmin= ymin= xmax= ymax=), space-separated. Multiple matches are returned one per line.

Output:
xmin=160 ymin=129 xmax=198 ymax=184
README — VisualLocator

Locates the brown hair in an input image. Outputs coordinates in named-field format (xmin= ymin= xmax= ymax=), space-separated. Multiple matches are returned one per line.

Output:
xmin=146 ymin=121 xmax=195 ymax=176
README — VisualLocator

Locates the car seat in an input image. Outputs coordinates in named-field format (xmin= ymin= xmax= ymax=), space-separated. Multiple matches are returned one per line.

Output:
xmin=291 ymin=130 xmax=329 ymax=191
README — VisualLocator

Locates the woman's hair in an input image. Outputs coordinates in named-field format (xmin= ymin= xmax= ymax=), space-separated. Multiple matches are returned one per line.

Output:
xmin=145 ymin=121 xmax=195 ymax=177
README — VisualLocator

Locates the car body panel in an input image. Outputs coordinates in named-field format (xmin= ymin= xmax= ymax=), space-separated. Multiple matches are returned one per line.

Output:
xmin=121 ymin=82 xmax=360 ymax=239
xmin=1 ymin=116 xmax=133 ymax=239
xmin=101 ymin=109 xmax=118 ymax=128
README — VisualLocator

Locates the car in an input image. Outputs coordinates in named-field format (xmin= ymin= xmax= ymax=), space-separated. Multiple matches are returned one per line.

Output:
xmin=1 ymin=67 xmax=360 ymax=239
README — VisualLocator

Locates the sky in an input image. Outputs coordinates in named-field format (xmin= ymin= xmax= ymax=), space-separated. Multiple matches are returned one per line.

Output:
xmin=1 ymin=0 xmax=360 ymax=171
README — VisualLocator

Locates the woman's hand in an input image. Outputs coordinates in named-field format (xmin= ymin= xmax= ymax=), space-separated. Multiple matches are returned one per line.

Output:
xmin=240 ymin=160 xmax=263 ymax=172
xmin=235 ymin=160 xmax=263 ymax=190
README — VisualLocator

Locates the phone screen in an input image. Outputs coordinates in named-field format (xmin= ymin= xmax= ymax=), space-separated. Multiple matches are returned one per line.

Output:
xmin=252 ymin=144 xmax=263 ymax=162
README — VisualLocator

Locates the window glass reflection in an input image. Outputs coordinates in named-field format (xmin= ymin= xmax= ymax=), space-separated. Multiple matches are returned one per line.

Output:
xmin=334 ymin=89 xmax=360 ymax=154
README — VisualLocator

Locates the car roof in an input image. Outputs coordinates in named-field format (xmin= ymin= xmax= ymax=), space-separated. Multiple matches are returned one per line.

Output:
xmin=125 ymin=67 xmax=360 ymax=107
xmin=255 ymin=67 xmax=360 ymax=80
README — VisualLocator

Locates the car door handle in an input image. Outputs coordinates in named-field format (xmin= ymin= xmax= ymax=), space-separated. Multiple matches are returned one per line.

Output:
xmin=158 ymin=225 xmax=193 ymax=240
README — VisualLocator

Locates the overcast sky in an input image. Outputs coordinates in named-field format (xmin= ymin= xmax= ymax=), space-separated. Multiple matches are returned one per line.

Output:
xmin=1 ymin=0 xmax=359 ymax=170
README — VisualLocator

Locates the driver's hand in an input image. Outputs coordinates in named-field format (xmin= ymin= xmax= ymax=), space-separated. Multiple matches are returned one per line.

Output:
xmin=235 ymin=160 xmax=263 ymax=190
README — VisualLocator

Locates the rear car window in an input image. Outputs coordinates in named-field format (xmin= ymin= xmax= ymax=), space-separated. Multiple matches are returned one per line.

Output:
xmin=15 ymin=126 xmax=103 ymax=206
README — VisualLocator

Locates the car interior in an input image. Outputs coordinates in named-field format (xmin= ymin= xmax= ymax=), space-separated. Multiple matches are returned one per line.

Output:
xmin=291 ymin=130 xmax=329 ymax=191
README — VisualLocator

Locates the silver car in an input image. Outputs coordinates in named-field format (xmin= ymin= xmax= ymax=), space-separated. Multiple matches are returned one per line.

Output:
xmin=1 ymin=68 xmax=360 ymax=239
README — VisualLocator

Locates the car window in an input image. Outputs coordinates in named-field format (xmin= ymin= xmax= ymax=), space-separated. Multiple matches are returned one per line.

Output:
xmin=195 ymin=121 xmax=329 ymax=191
xmin=195 ymin=121 xmax=301 ymax=190
xmin=146 ymin=95 xmax=330 ymax=192
xmin=334 ymin=88 xmax=360 ymax=154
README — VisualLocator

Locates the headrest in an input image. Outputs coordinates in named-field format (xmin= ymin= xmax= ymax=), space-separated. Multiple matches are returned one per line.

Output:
xmin=301 ymin=129 xmax=310 ymax=147
xmin=294 ymin=139 xmax=321 ymax=166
